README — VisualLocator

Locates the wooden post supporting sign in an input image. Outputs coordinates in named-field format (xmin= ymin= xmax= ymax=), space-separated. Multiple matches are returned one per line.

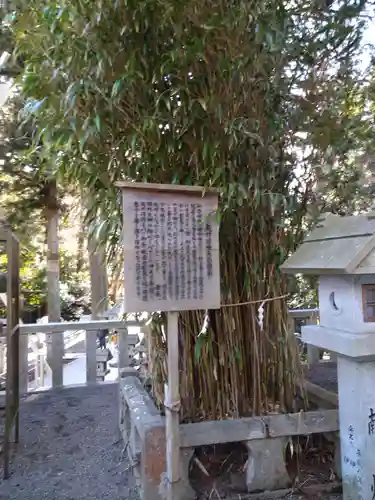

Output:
xmin=166 ymin=311 xmax=180 ymax=499
xmin=117 ymin=182 xmax=221 ymax=500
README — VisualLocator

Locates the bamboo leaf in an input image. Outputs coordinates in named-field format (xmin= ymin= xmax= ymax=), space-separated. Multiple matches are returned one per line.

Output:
xmin=95 ymin=114 xmax=101 ymax=133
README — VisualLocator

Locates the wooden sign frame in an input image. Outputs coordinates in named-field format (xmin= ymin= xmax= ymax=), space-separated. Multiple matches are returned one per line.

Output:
xmin=117 ymin=181 xmax=221 ymax=500
xmin=117 ymin=182 xmax=221 ymax=313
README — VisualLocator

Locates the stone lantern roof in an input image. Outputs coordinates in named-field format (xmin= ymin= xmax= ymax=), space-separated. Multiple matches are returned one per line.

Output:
xmin=281 ymin=212 xmax=375 ymax=275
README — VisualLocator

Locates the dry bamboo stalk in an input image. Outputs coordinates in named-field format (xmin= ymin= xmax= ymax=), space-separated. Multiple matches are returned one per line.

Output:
xmin=147 ymin=208 xmax=304 ymax=422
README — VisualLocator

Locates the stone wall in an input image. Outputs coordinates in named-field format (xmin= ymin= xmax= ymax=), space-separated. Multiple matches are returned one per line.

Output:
xmin=120 ymin=375 xmax=340 ymax=500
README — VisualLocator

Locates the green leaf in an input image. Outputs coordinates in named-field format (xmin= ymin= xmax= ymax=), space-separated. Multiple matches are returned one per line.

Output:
xmin=111 ymin=80 xmax=122 ymax=98
xmin=95 ymin=114 xmax=101 ymax=133
xmin=198 ymin=98 xmax=207 ymax=112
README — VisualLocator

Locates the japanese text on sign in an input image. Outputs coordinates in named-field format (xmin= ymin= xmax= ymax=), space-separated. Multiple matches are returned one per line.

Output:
xmin=121 ymin=184 xmax=220 ymax=313
xmin=369 ymin=408 xmax=375 ymax=436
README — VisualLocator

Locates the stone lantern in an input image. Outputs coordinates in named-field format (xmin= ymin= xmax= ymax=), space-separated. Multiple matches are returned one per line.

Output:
xmin=282 ymin=212 xmax=375 ymax=500
xmin=96 ymin=349 xmax=110 ymax=381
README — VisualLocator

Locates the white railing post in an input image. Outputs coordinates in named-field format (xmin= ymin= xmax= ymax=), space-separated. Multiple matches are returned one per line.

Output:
xmin=42 ymin=351 xmax=51 ymax=385
xmin=29 ymin=334 xmax=44 ymax=390
xmin=19 ymin=333 xmax=28 ymax=393
xmin=37 ymin=333 xmax=46 ymax=388
xmin=118 ymin=326 xmax=130 ymax=378
xmin=37 ymin=352 xmax=44 ymax=387
xmin=86 ymin=330 xmax=97 ymax=383
xmin=20 ymin=319 xmax=141 ymax=389
xmin=46 ymin=333 xmax=64 ymax=388
xmin=117 ymin=324 xmax=132 ymax=441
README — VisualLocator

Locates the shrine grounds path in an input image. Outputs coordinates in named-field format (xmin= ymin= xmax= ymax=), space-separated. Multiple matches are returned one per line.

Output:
xmin=0 ymin=379 xmax=342 ymax=500
xmin=0 ymin=383 xmax=139 ymax=500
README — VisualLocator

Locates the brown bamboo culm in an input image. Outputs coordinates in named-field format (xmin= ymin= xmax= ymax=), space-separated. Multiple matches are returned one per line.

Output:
xmin=13 ymin=0 xmax=306 ymax=422
xmin=148 ymin=212 xmax=303 ymax=423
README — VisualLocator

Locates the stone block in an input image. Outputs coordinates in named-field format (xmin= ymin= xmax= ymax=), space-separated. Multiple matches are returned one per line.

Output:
xmin=323 ymin=431 xmax=341 ymax=480
xmin=119 ymin=391 xmax=130 ymax=441
xmin=245 ymin=437 xmax=291 ymax=492
xmin=120 ymin=366 xmax=138 ymax=378
xmin=141 ymin=426 xmax=196 ymax=500
xmin=120 ymin=377 xmax=196 ymax=500
xmin=129 ymin=419 xmax=141 ymax=463
xmin=160 ymin=447 xmax=196 ymax=500
xmin=334 ymin=433 xmax=341 ymax=480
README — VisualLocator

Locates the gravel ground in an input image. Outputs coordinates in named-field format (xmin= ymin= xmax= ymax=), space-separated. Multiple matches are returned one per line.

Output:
xmin=0 ymin=366 xmax=341 ymax=500
xmin=0 ymin=383 xmax=139 ymax=500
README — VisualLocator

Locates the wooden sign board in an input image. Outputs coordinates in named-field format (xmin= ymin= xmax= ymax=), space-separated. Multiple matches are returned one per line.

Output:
xmin=117 ymin=182 xmax=221 ymax=313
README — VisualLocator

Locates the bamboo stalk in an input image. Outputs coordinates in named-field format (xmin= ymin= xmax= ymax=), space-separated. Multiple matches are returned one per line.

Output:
xmin=165 ymin=311 xmax=180 ymax=500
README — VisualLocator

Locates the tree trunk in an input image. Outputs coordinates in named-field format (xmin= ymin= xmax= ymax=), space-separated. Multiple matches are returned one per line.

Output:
xmin=0 ymin=273 xmax=6 ymax=293
xmin=87 ymin=236 xmax=108 ymax=382
xmin=77 ymin=232 xmax=85 ymax=273
xmin=88 ymin=237 xmax=108 ymax=320
xmin=45 ymin=179 xmax=63 ymax=387
xmin=109 ymin=266 xmax=122 ymax=305
xmin=76 ymin=209 xmax=86 ymax=273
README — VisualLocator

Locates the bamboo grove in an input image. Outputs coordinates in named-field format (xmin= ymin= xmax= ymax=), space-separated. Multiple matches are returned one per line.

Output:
xmin=10 ymin=0 xmax=374 ymax=420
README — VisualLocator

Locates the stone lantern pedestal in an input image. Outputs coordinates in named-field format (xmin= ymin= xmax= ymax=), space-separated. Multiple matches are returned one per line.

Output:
xmin=303 ymin=325 xmax=375 ymax=500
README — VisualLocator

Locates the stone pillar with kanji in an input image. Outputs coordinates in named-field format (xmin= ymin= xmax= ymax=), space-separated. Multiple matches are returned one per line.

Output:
xmin=281 ymin=212 xmax=375 ymax=500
